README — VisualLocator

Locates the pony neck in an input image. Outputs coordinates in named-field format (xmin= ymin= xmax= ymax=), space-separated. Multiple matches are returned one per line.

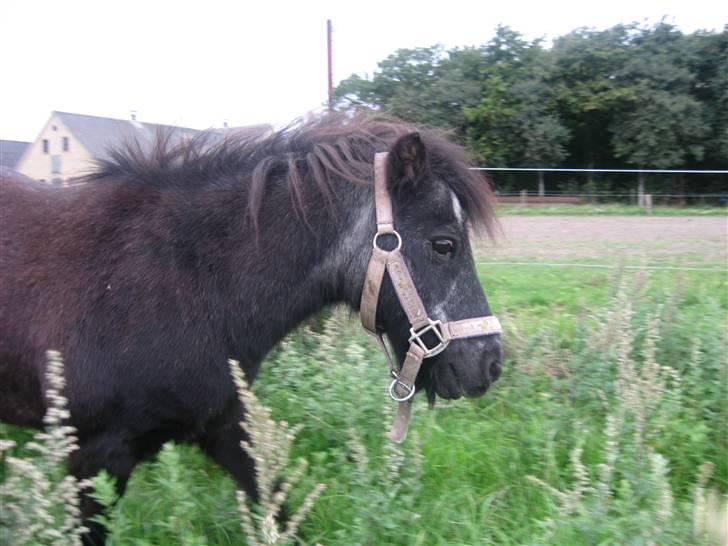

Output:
xmin=224 ymin=181 xmax=374 ymax=367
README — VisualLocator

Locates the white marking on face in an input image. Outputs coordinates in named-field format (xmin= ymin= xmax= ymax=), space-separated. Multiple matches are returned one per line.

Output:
xmin=427 ymin=191 xmax=466 ymax=322
xmin=430 ymin=276 xmax=459 ymax=322
xmin=451 ymin=190 xmax=464 ymax=225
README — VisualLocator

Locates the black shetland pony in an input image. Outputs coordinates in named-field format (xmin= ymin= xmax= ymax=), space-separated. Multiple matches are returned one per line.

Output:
xmin=0 ymin=115 xmax=502 ymax=544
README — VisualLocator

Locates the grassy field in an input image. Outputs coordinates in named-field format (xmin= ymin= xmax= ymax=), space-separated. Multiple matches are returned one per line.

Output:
xmin=2 ymin=260 xmax=726 ymax=545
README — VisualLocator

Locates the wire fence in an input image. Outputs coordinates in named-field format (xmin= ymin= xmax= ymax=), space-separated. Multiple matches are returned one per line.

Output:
xmin=495 ymin=191 xmax=727 ymax=198
xmin=471 ymin=167 xmax=728 ymax=206
xmin=472 ymin=168 xmax=728 ymax=174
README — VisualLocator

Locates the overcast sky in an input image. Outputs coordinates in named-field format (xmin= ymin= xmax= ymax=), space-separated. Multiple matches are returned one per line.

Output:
xmin=1 ymin=0 xmax=726 ymax=141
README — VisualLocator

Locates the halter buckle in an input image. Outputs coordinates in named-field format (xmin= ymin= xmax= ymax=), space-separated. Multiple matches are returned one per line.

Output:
xmin=409 ymin=318 xmax=449 ymax=358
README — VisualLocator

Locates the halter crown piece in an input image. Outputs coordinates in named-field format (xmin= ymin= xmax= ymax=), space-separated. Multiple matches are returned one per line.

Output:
xmin=360 ymin=152 xmax=503 ymax=443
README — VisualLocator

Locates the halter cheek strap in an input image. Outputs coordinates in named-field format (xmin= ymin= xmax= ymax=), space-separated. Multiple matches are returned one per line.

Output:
xmin=360 ymin=152 xmax=502 ymax=443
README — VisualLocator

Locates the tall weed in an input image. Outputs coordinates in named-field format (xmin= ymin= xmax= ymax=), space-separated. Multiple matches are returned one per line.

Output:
xmin=0 ymin=351 xmax=88 ymax=546
xmin=526 ymin=274 xmax=726 ymax=545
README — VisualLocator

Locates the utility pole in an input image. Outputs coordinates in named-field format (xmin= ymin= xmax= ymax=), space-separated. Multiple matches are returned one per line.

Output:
xmin=327 ymin=19 xmax=334 ymax=112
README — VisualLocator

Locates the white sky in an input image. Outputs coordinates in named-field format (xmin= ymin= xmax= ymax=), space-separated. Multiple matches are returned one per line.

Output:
xmin=1 ymin=0 xmax=726 ymax=142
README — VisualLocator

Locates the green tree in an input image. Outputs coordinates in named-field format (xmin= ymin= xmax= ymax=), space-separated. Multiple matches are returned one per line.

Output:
xmin=609 ymin=23 xmax=708 ymax=169
xmin=685 ymin=26 xmax=728 ymax=168
xmin=464 ymin=27 xmax=570 ymax=174
xmin=605 ymin=23 xmax=712 ymax=198
xmin=551 ymin=24 xmax=637 ymax=171
xmin=335 ymin=45 xmax=482 ymax=130
xmin=333 ymin=22 xmax=726 ymax=194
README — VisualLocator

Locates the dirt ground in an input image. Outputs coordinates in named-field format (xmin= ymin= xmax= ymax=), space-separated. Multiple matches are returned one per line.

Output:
xmin=474 ymin=216 xmax=727 ymax=266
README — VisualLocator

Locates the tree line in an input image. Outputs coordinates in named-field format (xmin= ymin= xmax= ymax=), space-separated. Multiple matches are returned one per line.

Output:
xmin=334 ymin=22 xmax=727 ymax=195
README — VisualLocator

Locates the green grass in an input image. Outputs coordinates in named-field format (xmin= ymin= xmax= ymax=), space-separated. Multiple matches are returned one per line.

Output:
xmin=2 ymin=263 xmax=726 ymax=544
xmin=480 ymin=261 xmax=727 ymax=328
xmin=264 ymin=263 xmax=725 ymax=544
xmin=497 ymin=203 xmax=728 ymax=215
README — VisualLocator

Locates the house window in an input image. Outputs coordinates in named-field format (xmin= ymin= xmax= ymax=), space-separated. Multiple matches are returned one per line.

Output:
xmin=62 ymin=137 xmax=69 ymax=152
xmin=51 ymin=155 xmax=62 ymax=174
xmin=43 ymin=139 xmax=49 ymax=154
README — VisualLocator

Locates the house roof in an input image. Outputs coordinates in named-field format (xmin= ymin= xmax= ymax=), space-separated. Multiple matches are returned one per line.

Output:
xmin=0 ymin=140 xmax=30 ymax=169
xmin=0 ymin=167 xmax=36 ymax=183
xmin=54 ymin=111 xmax=202 ymax=160
xmin=53 ymin=112 xmax=273 ymax=161
xmin=208 ymin=124 xmax=273 ymax=140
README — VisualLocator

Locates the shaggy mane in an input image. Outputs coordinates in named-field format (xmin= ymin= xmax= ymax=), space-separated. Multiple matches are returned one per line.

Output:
xmin=89 ymin=113 xmax=497 ymax=236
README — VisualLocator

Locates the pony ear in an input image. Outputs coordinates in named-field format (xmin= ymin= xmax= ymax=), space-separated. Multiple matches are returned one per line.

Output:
xmin=387 ymin=132 xmax=428 ymax=190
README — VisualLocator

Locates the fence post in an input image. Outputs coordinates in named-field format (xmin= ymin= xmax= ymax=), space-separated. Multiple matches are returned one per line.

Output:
xmin=538 ymin=171 xmax=545 ymax=197
xmin=645 ymin=194 xmax=653 ymax=215
xmin=638 ymin=172 xmax=645 ymax=207
xmin=520 ymin=189 xmax=528 ymax=206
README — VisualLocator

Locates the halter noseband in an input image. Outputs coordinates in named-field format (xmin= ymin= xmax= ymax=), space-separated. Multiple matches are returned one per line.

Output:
xmin=360 ymin=152 xmax=502 ymax=442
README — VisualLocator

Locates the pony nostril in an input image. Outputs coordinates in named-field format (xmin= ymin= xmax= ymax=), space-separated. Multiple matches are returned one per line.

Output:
xmin=483 ymin=339 xmax=503 ymax=383
xmin=489 ymin=360 xmax=502 ymax=382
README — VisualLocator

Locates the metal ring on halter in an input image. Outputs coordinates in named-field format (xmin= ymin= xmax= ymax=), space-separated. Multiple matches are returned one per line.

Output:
xmin=389 ymin=375 xmax=416 ymax=402
xmin=373 ymin=230 xmax=402 ymax=252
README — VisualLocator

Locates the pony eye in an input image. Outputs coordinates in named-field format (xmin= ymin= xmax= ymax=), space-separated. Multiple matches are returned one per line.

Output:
xmin=432 ymin=238 xmax=455 ymax=256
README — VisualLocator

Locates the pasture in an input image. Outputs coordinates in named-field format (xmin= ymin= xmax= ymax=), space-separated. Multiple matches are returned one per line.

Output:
xmin=2 ymin=214 xmax=726 ymax=545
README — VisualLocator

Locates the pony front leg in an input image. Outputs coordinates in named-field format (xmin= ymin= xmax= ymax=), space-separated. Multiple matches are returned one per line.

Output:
xmin=67 ymin=433 xmax=137 ymax=546
xmin=199 ymin=407 xmax=258 ymax=501
xmin=200 ymin=401 xmax=298 ymax=536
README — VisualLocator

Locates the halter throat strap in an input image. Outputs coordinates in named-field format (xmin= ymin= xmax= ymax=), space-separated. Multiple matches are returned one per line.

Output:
xmin=360 ymin=152 xmax=502 ymax=443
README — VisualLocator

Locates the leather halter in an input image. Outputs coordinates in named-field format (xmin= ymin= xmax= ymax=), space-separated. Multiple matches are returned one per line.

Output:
xmin=360 ymin=152 xmax=502 ymax=443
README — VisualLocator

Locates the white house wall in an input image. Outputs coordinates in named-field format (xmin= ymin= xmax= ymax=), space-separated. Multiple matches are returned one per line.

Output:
xmin=16 ymin=114 xmax=95 ymax=184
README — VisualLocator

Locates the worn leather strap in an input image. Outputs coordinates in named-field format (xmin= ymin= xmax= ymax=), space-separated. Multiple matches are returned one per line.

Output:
xmin=361 ymin=248 xmax=388 ymax=334
xmin=374 ymin=152 xmax=394 ymax=234
xmin=388 ymin=400 xmax=413 ymax=443
xmin=388 ymin=343 xmax=425 ymax=442
xmin=391 ymin=343 xmax=425 ymax=399
xmin=385 ymin=250 xmax=429 ymax=331
xmin=444 ymin=316 xmax=502 ymax=341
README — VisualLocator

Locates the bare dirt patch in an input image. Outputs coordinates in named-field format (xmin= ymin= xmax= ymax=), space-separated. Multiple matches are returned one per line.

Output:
xmin=475 ymin=216 xmax=727 ymax=266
